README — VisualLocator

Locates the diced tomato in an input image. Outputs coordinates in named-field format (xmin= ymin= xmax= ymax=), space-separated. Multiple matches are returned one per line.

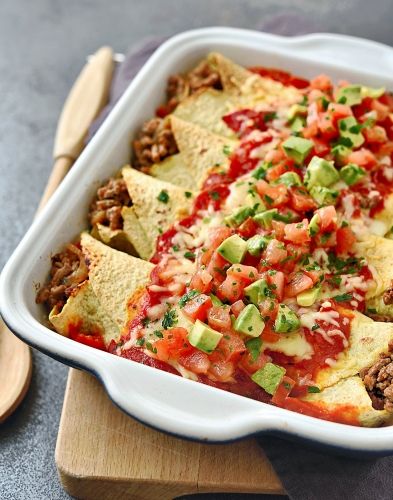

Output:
xmin=315 ymin=205 xmax=337 ymax=232
xmin=208 ymin=305 xmax=232 ymax=331
xmin=289 ymin=187 xmax=316 ymax=212
xmin=346 ymin=148 xmax=377 ymax=170
xmin=265 ymin=162 xmax=289 ymax=182
xmin=336 ymin=226 xmax=356 ymax=255
xmin=237 ymin=217 xmax=258 ymax=238
xmin=218 ymin=332 xmax=246 ymax=362
xmin=240 ymin=350 xmax=271 ymax=374
xmin=271 ymin=376 xmax=296 ymax=405
xmin=207 ymin=357 xmax=235 ymax=381
xmin=208 ymin=227 xmax=233 ymax=251
xmin=271 ymin=220 xmax=286 ymax=240
xmin=314 ymin=231 xmax=337 ymax=248
xmin=154 ymin=327 xmax=190 ymax=362
xmin=258 ymin=298 xmax=279 ymax=320
xmin=178 ymin=350 xmax=210 ymax=374
xmin=264 ymin=239 xmax=288 ymax=265
xmin=255 ymin=181 xmax=289 ymax=208
xmin=327 ymin=102 xmax=352 ymax=123
xmin=217 ymin=276 xmax=246 ymax=302
xmin=206 ymin=250 xmax=228 ymax=283
xmin=304 ymin=269 xmax=322 ymax=285
xmin=261 ymin=323 xmax=281 ymax=343
xmin=231 ymin=299 xmax=246 ymax=317
xmin=285 ymin=243 xmax=310 ymax=263
xmin=318 ymin=112 xmax=337 ymax=140
xmin=189 ymin=272 xmax=213 ymax=294
xmin=311 ymin=137 xmax=330 ymax=156
xmin=285 ymin=272 xmax=314 ymax=297
xmin=364 ymin=125 xmax=388 ymax=144
xmin=182 ymin=294 xmax=213 ymax=322
xmin=310 ymin=74 xmax=332 ymax=92
xmin=371 ymin=99 xmax=389 ymax=121
xmin=265 ymin=148 xmax=286 ymax=164
xmin=227 ymin=264 xmax=258 ymax=283
xmin=267 ymin=271 xmax=285 ymax=302
xmin=284 ymin=219 xmax=310 ymax=244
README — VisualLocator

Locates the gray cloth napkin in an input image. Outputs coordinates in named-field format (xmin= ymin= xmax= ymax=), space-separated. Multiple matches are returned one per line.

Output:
xmin=89 ymin=18 xmax=393 ymax=500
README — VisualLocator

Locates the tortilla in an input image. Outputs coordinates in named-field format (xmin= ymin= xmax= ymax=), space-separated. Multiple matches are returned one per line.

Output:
xmin=207 ymin=52 xmax=301 ymax=106
xmin=122 ymin=166 xmax=194 ymax=253
xmin=121 ymin=206 xmax=154 ymax=260
xmin=80 ymin=232 xmax=154 ymax=330
xmin=170 ymin=116 xmax=238 ymax=188
xmin=91 ymin=223 xmax=139 ymax=256
xmin=149 ymin=153 xmax=196 ymax=190
xmin=173 ymin=88 xmax=236 ymax=138
xmin=304 ymin=376 xmax=389 ymax=427
xmin=315 ymin=312 xmax=393 ymax=388
xmin=49 ymin=280 xmax=120 ymax=347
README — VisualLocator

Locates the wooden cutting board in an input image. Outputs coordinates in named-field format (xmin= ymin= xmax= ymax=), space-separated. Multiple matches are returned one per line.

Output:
xmin=56 ymin=368 xmax=285 ymax=499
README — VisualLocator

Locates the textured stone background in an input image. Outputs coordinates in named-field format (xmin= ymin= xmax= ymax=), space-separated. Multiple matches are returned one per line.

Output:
xmin=1 ymin=0 xmax=392 ymax=498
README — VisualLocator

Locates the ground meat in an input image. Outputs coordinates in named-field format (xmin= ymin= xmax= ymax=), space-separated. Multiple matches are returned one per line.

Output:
xmin=88 ymin=177 xmax=131 ymax=230
xmin=36 ymin=244 xmax=88 ymax=311
xmin=133 ymin=60 xmax=222 ymax=168
xmin=360 ymin=345 xmax=393 ymax=411
xmin=383 ymin=281 xmax=393 ymax=305
xmin=133 ymin=118 xmax=178 ymax=168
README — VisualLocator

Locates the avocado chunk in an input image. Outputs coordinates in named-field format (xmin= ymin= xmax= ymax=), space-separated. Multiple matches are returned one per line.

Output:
xmin=282 ymin=136 xmax=314 ymax=165
xmin=361 ymin=85 xmax=385 ymax=99
xmin=304 ymin=156 xmax=340 ymax=189
xmin=340 ymin=163 xmax=366 ymax=186
xmin=309 ymin=186 xmax=339 ymax=206
xmin=290 ymin=116 xmax=306 ymax=133
xmin=244 ymin=279 xmax=269 ymax=305
xmin=308 ymin=213 xmax=321 ymax=236
xmin=253 ymin=209 xmax=278 ymax=229
xmin=251 ymin=161 xmax=270 ymax=180
xmin=234 ymin=304 xmax=265 ymax=338
xmin=251 ymin=362 xmax=286 ymax=395
xmin=287 ymin=104 xmax=308 ymax=122
xmin=224 ymin=206 xmax=254 ymax=227
xmin=188 ymin=320 xmax=223 ymax=354
xmin=247 ymin=234 xmax=270 ymax=256
xmin=336 ymin=85 xmax=362 ymax=106
xmin=217 ymin=234 xmax=247 ymax=264
xmin=331 ymin=144 xmax=351 ymax=165
xmin=245 ymin=189 xmax=266 ymax=212
xmin=275 ymin=172 xmax=302 ymax=188
xmin=338 ymin=116 xmax=365 ymax=148
xmin=274 ymin=304 xmax=300 ymax=333
xmin=296 ymin=287 xmax=320 ymax=307
xmin=210 ymin=294 xmax=223 ymax=306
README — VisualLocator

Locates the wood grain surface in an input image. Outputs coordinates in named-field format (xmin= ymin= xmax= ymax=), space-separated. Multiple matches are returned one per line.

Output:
xmin=56 ymin=369 xmax=284 ymax=499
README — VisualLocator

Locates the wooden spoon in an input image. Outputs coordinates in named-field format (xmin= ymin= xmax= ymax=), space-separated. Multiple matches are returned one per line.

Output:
xmin=0 ymin=46 xmax=114 ymax=423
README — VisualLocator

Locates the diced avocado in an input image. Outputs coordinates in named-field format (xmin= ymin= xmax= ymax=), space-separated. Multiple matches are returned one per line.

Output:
xmin=274 ymin=304 xmax=300 ymax=333
xmin=336 ymin=85 xmax=362 ymax=106
xmin=217 ymin=234 xmax=247 ymax=264
xmin=275 ymin=172 xmax=303 ymax=188
xmin=331 ymin=144 xmax=351 ymax=165
xmin=247 ymin=234 xmax=270 ymax=256
xmin=234 ymin=304 xmax=265 ymax=338
xmin=224 ymin=206 xmax=254 ymax=227
xmin=282 ymin=136 xmax=314 ymax=165
xmin=188 ymin=320 xmax=223 ymax=354
xmin=340 ymin=163 xmax=366 ymax=186
xmin=244 ymin=279 xmax=269 ymax=305
xmin=309 ymin=186 xmax=339 ymax=206
xmin=361 ymin=86 xmax=385 ymax=99
xmin=290 ymin=116 xmax=306 ymax=133
xmin=338 ymin=116 xmax=365 ymax=148
xmin=308 ymin=213 xmax=321 ymax=236
xmin=304 ymin=156 xmax=340 ymax=189
xmin=210 ymin=294 xmax=223 ymax=306
xmin=253 ymin=209 xmax=278 ymax=229
xmin=244 ymin=189 xmax=266 ymax=213
xmin=251 ymin=362 xmax=286 ymax=395
xmin=296 ymin=287 xmax=320 ymax=307
xmin=251 ymin=161 xmax=270 ymax=180
xmin=287 ymin=104 xmax=308 ymax=122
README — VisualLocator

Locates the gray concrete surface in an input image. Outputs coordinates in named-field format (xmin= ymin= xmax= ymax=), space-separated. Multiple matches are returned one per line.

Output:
xmin=1 ymin=0 xmax=392 ymax=498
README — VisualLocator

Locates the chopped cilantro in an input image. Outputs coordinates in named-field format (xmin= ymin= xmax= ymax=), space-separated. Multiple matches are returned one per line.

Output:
xmin=341 ymin=220 xmax=349 ymax=228
xmin=333 ymin=292 xmax=353 ymax=302
xmin=184 ymin=191 xmax=192 ymax=198
xmin=141 ymin=317 xmax=150 ymax=327
xmin=210 ymin=191 xmax=220 ymax=201
xmin=136 ymin=337 xmax=145 ymax=346
xmin=184 ymin=251 xmax=196 ymax=260
xmin=264 ymin=112 xmax=277 ymax=122
xmin=223 ymin=145 xmax=231 ymax=155
xmin=157 ymin=190 xmax=169 ymax=203
xmin=178 ymin=290 xmax=200 ymax=308
xmin=321 ymin=96 xmax=330 ymax=110
xmin=245 ymin=337 xmax=262 ymax=362
xmin=145 ymin=341 xmax=157 ymax=354
xmin=264 ymin=194 xmax=274 ymax=205
xmin=311 ymin=324 xmax=320 ymax=331
xmin=154 ymin=330 xmax=164 ymax=338
xmin=367 ymin=307 xmax=377 ymax=314
xmin=307 ymin=386 xmax=321 ymax=393
xmin=172 ymin=245 xmax=180 ymax=252
xmin=162 ymin=309 xmax=178 ymax=329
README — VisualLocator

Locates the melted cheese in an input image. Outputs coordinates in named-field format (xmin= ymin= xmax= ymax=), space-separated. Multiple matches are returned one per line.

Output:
xmin=263 ymin=333 xmax=314 ymax=360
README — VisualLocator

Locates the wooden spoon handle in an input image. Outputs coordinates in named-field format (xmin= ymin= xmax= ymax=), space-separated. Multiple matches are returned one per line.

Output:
xmin=37 ymin=157 xmax=74 ymax=213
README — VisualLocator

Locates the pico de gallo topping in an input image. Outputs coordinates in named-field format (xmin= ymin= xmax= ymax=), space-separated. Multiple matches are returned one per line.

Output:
xmin=106 ymin=68 xmax=393 ymax=423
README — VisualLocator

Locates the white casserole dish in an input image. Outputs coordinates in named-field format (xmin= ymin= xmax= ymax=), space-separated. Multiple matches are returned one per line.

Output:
xmin=2 ymin=27 xmax=393 ymax=453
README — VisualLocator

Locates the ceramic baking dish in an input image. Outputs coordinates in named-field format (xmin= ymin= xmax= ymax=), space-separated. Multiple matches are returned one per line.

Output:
xmin=2 ymin=27 xmax=393 ymax=453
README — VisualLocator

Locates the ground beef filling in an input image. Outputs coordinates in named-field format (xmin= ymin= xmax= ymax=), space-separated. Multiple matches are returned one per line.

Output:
xmin=361 ymin=347 xmax=393 ymax=411
xmin=36 ymin=244 xmax=88 ymax=311
xmin=133 ymin=118 xmax=178 ymax=169
xmin=383 ymin=280 xmax=393 ymax=305
xmin=88 ymin=178 xmax=131 ymax=231
xmin=133 ymin=61 xmax=222 ymax=168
